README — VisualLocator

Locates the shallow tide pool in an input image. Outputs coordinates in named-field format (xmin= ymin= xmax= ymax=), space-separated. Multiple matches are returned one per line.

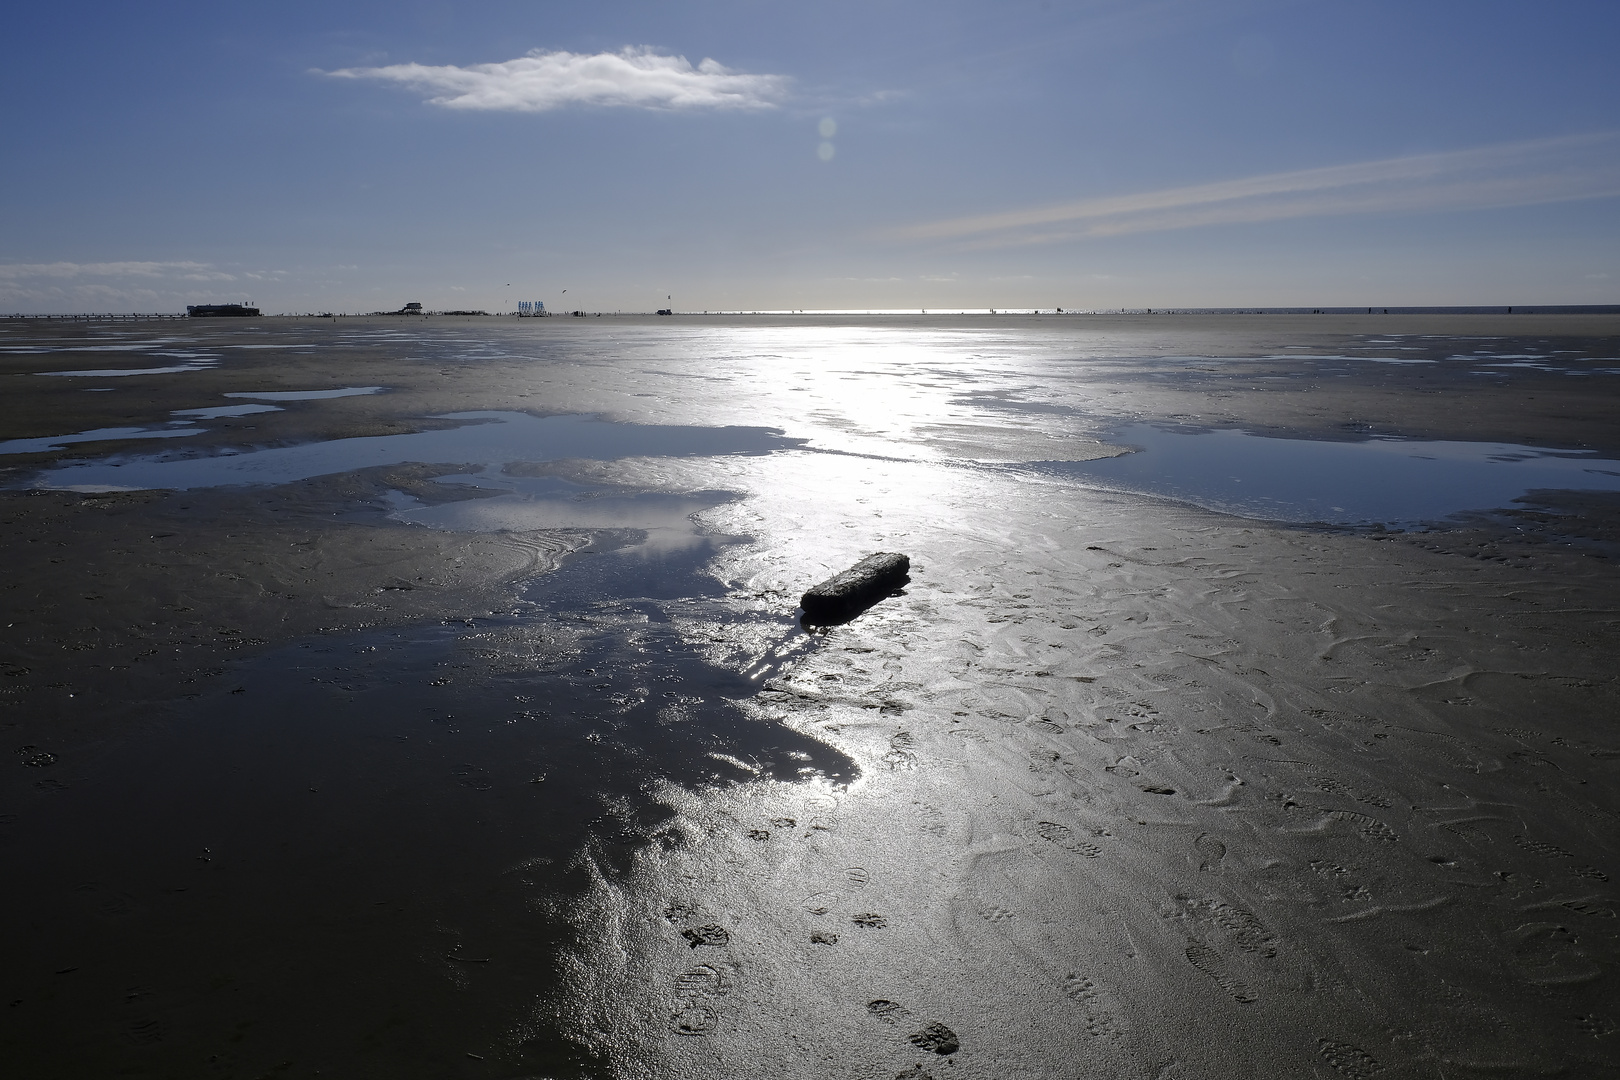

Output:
xmin=33 ymin=411 xmax=805 ymax=492
xmin=1043 ymin=423 xmax=1620 ymax=525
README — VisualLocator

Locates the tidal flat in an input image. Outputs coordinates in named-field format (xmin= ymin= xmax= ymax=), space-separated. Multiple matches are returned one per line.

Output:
xmin=1 ymin=313 xmax=1617 ymax=1078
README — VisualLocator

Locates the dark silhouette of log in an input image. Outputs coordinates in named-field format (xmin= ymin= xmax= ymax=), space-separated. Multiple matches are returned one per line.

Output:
xmin=800 ymin=552 xmax=910 ymax=623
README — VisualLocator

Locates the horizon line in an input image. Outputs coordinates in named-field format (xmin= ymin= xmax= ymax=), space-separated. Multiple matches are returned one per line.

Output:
xmin=6 ymin=304 xmax=1619 ymax=320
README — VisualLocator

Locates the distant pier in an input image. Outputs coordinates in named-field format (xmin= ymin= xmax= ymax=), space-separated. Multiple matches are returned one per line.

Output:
xmin=1 ymin=312 xmax=189 ymax=321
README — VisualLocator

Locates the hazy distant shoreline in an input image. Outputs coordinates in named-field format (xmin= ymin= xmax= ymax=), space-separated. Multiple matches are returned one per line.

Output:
xmin=6 ymin=310 xmax=1620 ymax=347
xmin=6 ymin=304 xmax=1618 ymax=322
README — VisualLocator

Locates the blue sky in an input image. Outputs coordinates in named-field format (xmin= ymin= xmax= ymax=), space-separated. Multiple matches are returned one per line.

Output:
xmin=3 ymin=0 xmax=1617 ymax=313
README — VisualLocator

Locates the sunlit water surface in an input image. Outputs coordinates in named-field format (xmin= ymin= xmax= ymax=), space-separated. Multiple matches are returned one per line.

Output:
xmin=1046 ymin=424 xmax=1620 ymax=525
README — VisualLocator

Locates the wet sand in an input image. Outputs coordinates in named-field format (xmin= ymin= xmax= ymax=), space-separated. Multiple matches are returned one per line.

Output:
xmin=1 ymin=314 xmax=1617 ymax=1078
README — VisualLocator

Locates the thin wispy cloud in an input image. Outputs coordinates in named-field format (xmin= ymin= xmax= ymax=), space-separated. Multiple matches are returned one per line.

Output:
xmin=0 ymin=261 xmax=254 ymax=313
xmin=0 ymin=260 xmax=234 ymax=281
xmin=894 ymin=133 xmax=1620 ymax=247
xmin=325 ymin=47 xmax=789 ymax=112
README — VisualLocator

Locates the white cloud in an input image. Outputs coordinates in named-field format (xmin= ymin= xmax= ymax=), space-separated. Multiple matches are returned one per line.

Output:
xmin=325 ymin=47 xmax=788 ymax=113
xmin=894 ymin=133 xmax=1620 ymax=247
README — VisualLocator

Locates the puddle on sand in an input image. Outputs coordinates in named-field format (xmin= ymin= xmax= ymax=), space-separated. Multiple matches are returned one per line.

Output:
xmin=0 ymin=425 xmax=204 ymax=456
xmin=172 ymin=403 xmax=284 ymax=419
xmin=0 ymin=538 xmax=842 ymax=1075
xmin=35 ymin=362 xmax=217 ymax=377
xmin=223 ymin=386 xmax=384 ymax=401
xmin=33 ymin=411 xmax=806 ymax=492
xmin=1042 ymin=423 xmax=1620 ymax=525
xmin=389 ymin=473 xmax=738 ymax=553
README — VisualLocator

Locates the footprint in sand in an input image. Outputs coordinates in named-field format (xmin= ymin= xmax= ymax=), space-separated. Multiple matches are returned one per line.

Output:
xmin=671 ymin=1003 xmax=717 ymax=1036
xmin=1437 ymin=819 xmax=1498 ymax=846
xmin=1184 ymin=941 xmax=1257 ymax=1004
xmin=1177 ymin=896 xmax=1277 ymax=957
xmin=1310 ymin=774 xmax=1391 ymax=808
xmin=16 ymin=746 xmax=57 ymax=768
xmin=1516 ymin=841 xmax=1607 ymax=880
xmin=670 ymin=963 xmax=731 ymax=1036
xmin=884 ymin=731 xmax=920 ymax=769
xmin=1560 ymin=900 xmax=1616 ymax=919
xmin=867 ymin=1000 xmax=911 ymax=1025
xmin=663 ymin=901 xmax=699 ymax=923
xmin=1498 ymin=726 xmax=1544 ymax=741
xmin=802 ymin=891 xmax=837 ymax=915
xmin=1326 ymin=809 xmax=1397 ymax=843
xmin=866 ymin=1003 xmax=959 ymax=1056
xmin=853 ymin=912 xmax=889 ymax=928
xmin=907 ymin=1022 xmax=960 ymax=1055
xmin=1194 ymin=834 xmax=1227 ymax=872
xmin=1062 ymin=973 xmax=1128 ymax=1039
xmin=681 ymin=925 xmax=731 ymax=948
xmin=1513 ymin=834 xmax=1574 ymax=860
xmin=1035 ymin=820 xmax=1102 ymax=857
xmin=1174 ymin=894 xmax=1281 ymax=1004
xmin=673 ymin=965 xmax=729 ymax=996
xmin=845 ymin=867 xmax=871 ymax=888
xmin=1310 ymin=860 xmax=1371 ymax=901
xmin=1317 ymin=1038 xmax=1383 ymax=1078
xmin=914 ymin=803 xmax=948 ymax=838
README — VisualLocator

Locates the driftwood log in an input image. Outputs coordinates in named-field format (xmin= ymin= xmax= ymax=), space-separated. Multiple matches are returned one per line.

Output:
xmin=799 ymin=552 xmax=911 ymax=622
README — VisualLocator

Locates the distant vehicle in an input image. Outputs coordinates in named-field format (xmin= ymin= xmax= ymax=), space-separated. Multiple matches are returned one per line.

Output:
xmin=656 ymin=309 xmax=673 ymax=316
xmin=187 ymin=304 xmax=259 ymax=317
xmin=572 ymin=311 xmax=586 ymax=317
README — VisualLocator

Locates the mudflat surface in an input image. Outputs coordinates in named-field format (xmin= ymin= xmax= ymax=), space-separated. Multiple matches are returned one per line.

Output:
xmin=1 ymin=314 xmax=1617 ymax=1079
